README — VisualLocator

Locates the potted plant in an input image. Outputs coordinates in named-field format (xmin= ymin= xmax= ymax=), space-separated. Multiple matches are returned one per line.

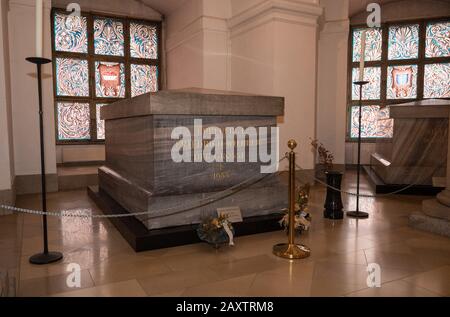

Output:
xmin=311 ymin=139 xmax=344 ymax=219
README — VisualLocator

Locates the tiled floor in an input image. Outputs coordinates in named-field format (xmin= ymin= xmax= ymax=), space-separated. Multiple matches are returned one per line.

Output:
xmin=2 ymin=171 xmax=450 ymax=297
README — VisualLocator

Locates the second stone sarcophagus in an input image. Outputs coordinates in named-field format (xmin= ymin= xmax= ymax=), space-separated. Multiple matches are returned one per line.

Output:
xmin=99 ymin=89 xmax=287 ymax=230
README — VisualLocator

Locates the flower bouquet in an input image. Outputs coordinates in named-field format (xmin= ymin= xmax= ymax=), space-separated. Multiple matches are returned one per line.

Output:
xmin=197 ymin=214 xmax=235 ymax=249
xmin=311 ymin=138 xmax=334 ymax=173
xmin=279 ymin=184 xmax=312 ymax=234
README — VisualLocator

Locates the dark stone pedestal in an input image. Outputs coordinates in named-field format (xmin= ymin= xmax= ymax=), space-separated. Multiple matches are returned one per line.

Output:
xmin=88 ymin=186 xmax=284 ymax=252
xmin=323 ymin=171 xmax=344 ymax=219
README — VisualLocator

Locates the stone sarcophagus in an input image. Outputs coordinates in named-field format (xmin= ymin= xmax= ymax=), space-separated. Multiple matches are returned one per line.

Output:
xmin=99 ymin=89 xmax=287 ymax=231
xmin=369 ymin=99 xmax=448 ymax=193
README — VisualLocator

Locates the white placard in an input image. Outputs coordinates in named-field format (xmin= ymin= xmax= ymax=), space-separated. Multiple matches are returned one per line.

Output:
xmin=217 ymin=206 xmax=243 ymax=223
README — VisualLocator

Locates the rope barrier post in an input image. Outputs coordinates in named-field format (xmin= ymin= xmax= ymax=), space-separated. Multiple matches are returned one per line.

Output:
xmin=273 ymin=140 xmax=311 ymax=259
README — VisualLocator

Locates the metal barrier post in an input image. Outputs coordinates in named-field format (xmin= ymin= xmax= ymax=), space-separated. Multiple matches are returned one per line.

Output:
xmin=273 ymin=140 xmax=311 ymax=259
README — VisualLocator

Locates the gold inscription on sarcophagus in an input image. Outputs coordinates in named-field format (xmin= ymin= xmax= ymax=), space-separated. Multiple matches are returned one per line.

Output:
xmin=211 ymin=163 xmax=230 ymax=181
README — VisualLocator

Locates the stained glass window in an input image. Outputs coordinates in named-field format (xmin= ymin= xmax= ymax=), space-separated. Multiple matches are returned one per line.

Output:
xmin=95 ymin=62 xmax=125 ymax=98
xmin=94 ymin=18 xmax=124 ymax=56
xmin=351 ymin=106 xmax=393 ymax=138
xmin=131 ymin=64 xmax=158 ymax=97
xmin=57 ymin=102 xmax=90 ymax=140
xmin=96 ymin=104 xmax=107 ymax=140
xmin=349 ymin=19 xmax=450 ymax=140
xmin=52 ymin=10 xmax=161 ymax=143
xmin=352 ymin=67 xmax=381 ymax=100
xmin=387 ymin=65 xmax=418 ymax=99
xmin=56 ymin=58 xmax=89 ymax=97
xmin=426 ymin=22 xmax=450 ymax=58
xmin=352 ymin=28 xmax=382 ymax=62
xmin=388 ymin=24 xmax=419 ymax=60
xmin=54 ymin=12 xmax=88 ymax=53
xmin=130 ymin=23 xmax=158 ymax=59
xmin=424 ymin=63 xmax=450 ymax=98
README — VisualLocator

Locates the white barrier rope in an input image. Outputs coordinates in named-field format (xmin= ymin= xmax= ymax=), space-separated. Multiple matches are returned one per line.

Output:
xmin=0 ymin=154 xmax=442 ymax=218
xmin=0 ymin=157 xmax=288 ymax=219
xmin=294 ymin=162 xmax=443 ymax=198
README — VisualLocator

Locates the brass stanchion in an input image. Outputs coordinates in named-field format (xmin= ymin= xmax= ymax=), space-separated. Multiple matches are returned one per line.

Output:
xmin=273 ymin=140 xmax=311 ymax=259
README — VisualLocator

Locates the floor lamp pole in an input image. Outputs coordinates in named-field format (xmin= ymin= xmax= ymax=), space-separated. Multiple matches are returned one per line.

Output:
xmin=347 ymin=81 xmax=370 ymax=219
xmin=27 ymin=57 xmax=63 ymax=265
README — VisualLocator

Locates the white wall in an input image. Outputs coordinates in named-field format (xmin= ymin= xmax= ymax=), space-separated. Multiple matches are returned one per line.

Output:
xmin=166 ymin=0 xmax=204 ymax=89
xmin=8 ymin=0 xmax=56 ymax=178
xmin=0 ymin=0 xmax=14 ymax=191
xmin=316 ymin=0 xmax=349 ymax=165
xmin=52 ymin=0 xmax=162 ymax=20
xmin=166 ymin=0 xmax=231 ymax=90
xmin=229 ymin=0 xmax=322 ymax=170
xmin=166 ymin=0 xmax=323 ymax=170
xmin=351 ymin=0 xmax=450 ymax=24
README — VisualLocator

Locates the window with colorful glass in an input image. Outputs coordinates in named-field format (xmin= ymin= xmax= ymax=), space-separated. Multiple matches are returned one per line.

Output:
xmin=52 ymin=9 xmax=161 ymax=143
xmin=348 ymin=18 xmax=450 ymax=140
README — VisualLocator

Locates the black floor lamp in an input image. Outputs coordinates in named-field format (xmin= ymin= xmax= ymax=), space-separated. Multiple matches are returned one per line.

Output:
xmin=27 ymin=57 xmax=63 ymax=265
xmin=346 ymin=80 xmax=370 ymax=219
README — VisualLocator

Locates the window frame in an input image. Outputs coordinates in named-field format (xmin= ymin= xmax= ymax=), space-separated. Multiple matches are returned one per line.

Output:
xmin=346 ymin=16 xmax=450 ymax=143
xmin=51 ymin=8 xmax=162 ymax=145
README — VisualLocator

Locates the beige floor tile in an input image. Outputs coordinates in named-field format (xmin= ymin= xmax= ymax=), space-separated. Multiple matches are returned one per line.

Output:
xmin=150 ymin=289 xmax=186 ymax=297
xmin=20 ymin=236 xmax=80 ymax=257
xmin=311 ymin=261 xmax=370 ymax=289
xmin=318 ymin=251 xmax=368 ymax=265
xmin=292 ymin=235 xmax=343 ymax=262
xmin=310 ymin=281 xmax=367 ymax=297
xmin=208 ymin=254 xmax=283 ymax=280
xmin=144 ymin=242 xmax=215 ymax=258
xmin=361 ymin=226 xmax=446 ymax=246
xmin=346 ymin=280 xmax=440 ymax=297
xmin=19 ymin=242 xmax=133 ymax=280
xmin=332 ymin=237 xmax=380 ymax=254
xmin=9 ymin=172 xmax=449 ymax=298
xmin=89 ymin=257 xmax=171 ymax=285
xmin=18 ymin=269 xmax=94 ymax=297
xmin=308 ymin=258 xmax=415 ymax=296
xmin=20 ymin=258 xmax=83 ymax=281
xmin=246 ymin=262 xmax=314 ymax=296
xmin=364 ymin=247 xmax=425 ymax=272
xmin=227 ymin=232 xmax=287 ymax=260
xmin=405 ymin=238 xmax=450 ymax=271
xmin=182 ymin=274 xmax=256 ymax=297
xmin=137 ymin=267 xmax=221 ymax=296
xmin=52 ymin=279 xmax=147 ymax=297
xmin=402 ymin=266 xmax=450 ymax=296
xmin=380 ymin=266 xmax=420 ymax=284
xmin=161 ymin=248 xmax=236 ymax=272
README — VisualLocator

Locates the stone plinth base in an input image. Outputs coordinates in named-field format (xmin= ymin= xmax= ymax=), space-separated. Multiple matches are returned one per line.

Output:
xmin=409 ymin=213 xmax=450 ymax=238
xmin=88 ymin=186 xmax=284 ymax=252
xmin=99 ymin=167 xmax=288 ymax=230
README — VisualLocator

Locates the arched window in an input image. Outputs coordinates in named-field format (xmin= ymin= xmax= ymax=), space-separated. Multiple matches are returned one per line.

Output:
xmin=51 ymin=9 xmax=161 ymax=143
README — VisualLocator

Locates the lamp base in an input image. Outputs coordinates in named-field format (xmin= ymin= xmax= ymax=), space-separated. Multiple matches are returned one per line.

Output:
xmin=29 ymin=251 xmax=63 ymax=265
xmin=273 ymin=243 xmax=311 ymax=259
xmin=346 ymin=211 xmax=369 ymax=219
